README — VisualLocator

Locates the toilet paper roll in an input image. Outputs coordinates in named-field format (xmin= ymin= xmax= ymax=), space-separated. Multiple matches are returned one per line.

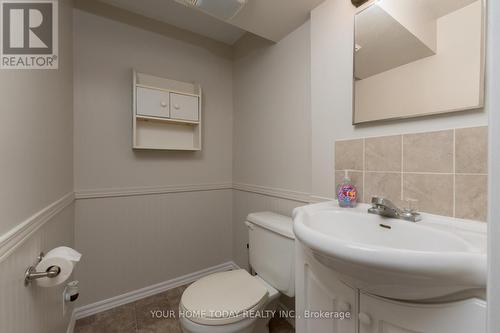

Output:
xmin=35 ymin=247 xmax=81 ymax=288
xmin=44 ymin=246 xmax=82 ymax=262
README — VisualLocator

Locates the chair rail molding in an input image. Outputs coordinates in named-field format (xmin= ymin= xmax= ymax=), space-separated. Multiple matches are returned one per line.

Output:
xmin=232 ymin=183 xmax=311 ymax=203
xmin=75 ymin=182 xmax=321 ymax=204
xmin=75 ymin=183 xmax=233 ymax=199
xmin=0 ymin=192 xmax=75 ymax=262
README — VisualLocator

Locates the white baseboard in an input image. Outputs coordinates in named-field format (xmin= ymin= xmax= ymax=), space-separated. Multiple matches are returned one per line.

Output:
xmin=72 ymin=261 xmax=238 ymax=321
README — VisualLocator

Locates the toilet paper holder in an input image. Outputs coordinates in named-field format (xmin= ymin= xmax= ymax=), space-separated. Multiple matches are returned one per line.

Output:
xmin=24 ymin=252 xmax=61 ymax=286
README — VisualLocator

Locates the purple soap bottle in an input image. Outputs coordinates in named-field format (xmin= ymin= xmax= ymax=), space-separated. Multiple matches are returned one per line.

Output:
xmin=337 ymin=171 xmax=358 ymax=208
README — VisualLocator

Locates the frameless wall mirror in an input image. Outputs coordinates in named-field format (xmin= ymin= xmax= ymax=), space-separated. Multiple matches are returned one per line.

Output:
xmin=353 ymin=0 xmax=485 ymax=124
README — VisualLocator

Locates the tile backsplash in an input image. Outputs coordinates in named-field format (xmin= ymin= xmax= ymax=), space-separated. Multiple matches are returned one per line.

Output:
xmin=335 ymin=126 xmax=488 ymax=221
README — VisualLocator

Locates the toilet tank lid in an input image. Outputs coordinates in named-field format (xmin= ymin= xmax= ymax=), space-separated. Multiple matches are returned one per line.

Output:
xmin=246 ymin=212 xmax=295 ymax=239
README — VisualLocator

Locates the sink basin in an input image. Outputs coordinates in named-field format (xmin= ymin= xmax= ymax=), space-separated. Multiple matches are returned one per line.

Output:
xmin=293 ymin=202 xmax=487 ymax=301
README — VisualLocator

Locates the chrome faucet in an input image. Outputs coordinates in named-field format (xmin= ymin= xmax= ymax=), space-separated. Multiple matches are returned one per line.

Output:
xmin=368 ymin=196 xmax=422 ymax=222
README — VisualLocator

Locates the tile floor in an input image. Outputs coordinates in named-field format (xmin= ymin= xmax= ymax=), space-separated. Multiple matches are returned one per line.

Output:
xmin=74 ymin=284 xmax=294 ymax=333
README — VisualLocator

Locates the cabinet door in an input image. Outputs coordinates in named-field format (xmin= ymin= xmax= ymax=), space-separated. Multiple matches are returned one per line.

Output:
xmin=359 ymin=293 xmax=486 ymax=333
xmin=136 ymin=87 xmax=170 ymax=118
xmin=302 ymin=262 xmax=357 ymax=333
xmin=170 ymin=93 xmax=199 ymax=121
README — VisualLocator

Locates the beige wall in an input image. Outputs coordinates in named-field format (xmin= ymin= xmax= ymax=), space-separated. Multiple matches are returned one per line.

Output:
xmin=232 ymin=22 xmax=311 ymax=193
xmin=232 ymin=22 xmax=311 ymax=271
xmin=311 ymin=0 xmax=488 ymax=200
xmin=74 ymin=11 xmax=233 ymax=191
xmin=0 ymin=1 xmax=75 ymax=332
xmin=0 ymin=0 xmax=74 ymax=236
xmin=73 ymin=9 xmax=234 ymax=306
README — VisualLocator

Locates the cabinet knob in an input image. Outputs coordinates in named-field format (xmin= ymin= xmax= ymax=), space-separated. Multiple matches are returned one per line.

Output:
xmin=160 ymin=101 xmax=167 ymax=107
xmin=174 ymin=104 xmax=180 ymax=110
xmin=359 ymin=312 xmax=372 ymax=326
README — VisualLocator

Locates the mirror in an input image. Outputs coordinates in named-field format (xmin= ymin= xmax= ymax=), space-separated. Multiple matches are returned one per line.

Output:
xmin=353 ymin=0 xmax=485 ymax=124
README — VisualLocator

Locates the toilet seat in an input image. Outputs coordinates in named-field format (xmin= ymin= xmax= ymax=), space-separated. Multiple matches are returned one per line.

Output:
xmin=180 ymin=269 xmax=269 ymax=326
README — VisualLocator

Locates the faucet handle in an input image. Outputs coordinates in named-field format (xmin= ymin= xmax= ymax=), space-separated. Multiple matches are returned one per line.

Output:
xmin=371 ymin=196 xmax=384 ymax=206
xmin=404 ymin=198 xmax=419 ymax=213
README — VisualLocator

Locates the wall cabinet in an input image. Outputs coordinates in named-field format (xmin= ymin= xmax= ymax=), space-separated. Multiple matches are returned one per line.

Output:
xmin=295 ymin=243 xmax=486 ymax=333
xmin=132 ymin=70 xmax=202 ymax=150
xmin=136 ymin=87 xmax=170 ymax=118
xmin=170 ymin=92 xmax=199 ymax=121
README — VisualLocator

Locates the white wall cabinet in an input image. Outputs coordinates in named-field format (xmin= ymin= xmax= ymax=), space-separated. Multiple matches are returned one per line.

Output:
xmin=295 ymin=243 xmax=486 ymax=333
xmin=132 ymin=70 xmax=202 ymax=151
xmin=136 ymin=87 xmax=170 ymax=118
xmin=170 ymin=92 xmax=199 ymax=121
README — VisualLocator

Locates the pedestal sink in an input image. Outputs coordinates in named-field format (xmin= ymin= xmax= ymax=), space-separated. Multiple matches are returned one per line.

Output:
xmin=293 ymin=202 xmax=487 ymax=301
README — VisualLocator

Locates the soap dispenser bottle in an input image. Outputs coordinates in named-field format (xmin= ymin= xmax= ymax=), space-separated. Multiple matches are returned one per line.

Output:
xmin=337 ymin=171 xmax=358 ymax=208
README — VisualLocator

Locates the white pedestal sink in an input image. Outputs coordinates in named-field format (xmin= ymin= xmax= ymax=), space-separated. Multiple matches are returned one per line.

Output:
xmin=293 ymin=202 xmax=486 ymax=301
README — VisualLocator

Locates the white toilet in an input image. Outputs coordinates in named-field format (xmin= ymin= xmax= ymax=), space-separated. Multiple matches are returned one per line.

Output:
xmin=179 ymin=212 xmax=295 ymax=333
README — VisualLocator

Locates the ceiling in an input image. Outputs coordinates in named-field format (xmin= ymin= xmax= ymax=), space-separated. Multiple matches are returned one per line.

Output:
xmin=99 ymin=0 xmax=246 ymax=44
xmin=417 ymin=0 xmax=478 ymax=18
xmin=227 ymin=0 xmax=325 ymax=42
xmin=98 ymin=0 xmax=325 ymax=44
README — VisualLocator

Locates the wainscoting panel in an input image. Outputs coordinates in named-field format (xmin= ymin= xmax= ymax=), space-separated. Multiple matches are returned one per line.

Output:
xmin=75 ymin=189 xmax=233 ymax=307
xmin=0 ymin=203 xmax=75 ymax=333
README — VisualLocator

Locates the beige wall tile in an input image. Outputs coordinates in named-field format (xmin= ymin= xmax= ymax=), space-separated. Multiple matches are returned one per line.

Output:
xmin=455 ymin=126 xmax=488 ymax=174
xmin=365 ymin=135 xmax=402 ymax=172
xmin=335 ymin=139 xmax=364 ymax=171
xmin=335 ymin=171 xmax=364 ymax=203
xmin=334 ymin=126 xmax=488 ymax=221
xmin=403 ymin=130 xmax=454 ymax=173
xmin=455 ymin=175 xmax=488 ymax=221
xmin=364 ymin=172 xmax=402 ymax=205
xmin=403 ymin=173 xmax=454 ymax=216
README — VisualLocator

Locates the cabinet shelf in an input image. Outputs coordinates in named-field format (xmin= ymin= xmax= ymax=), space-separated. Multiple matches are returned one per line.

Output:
xmin=132 ymin=70 xmax=202 ymax=151
xmin=136 ymin=115 xmax=200 ymax=126
xmin=132 ymin=145 xmax=201 ymax=151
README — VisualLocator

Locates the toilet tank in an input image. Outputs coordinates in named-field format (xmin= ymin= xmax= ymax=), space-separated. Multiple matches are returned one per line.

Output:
xmin=245 ymin=212 xmax=295 ymax=297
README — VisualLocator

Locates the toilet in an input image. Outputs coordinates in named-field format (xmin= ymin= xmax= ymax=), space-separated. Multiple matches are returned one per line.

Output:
xmin=179 ymin=212 xmax=295 ymax=333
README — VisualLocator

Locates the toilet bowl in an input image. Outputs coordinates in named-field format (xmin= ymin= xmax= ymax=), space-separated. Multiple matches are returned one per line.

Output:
xmin=179 ymin=270 xmax=280 ymax=333
xmin=179 ymin=212 xmax=295 ymax=333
